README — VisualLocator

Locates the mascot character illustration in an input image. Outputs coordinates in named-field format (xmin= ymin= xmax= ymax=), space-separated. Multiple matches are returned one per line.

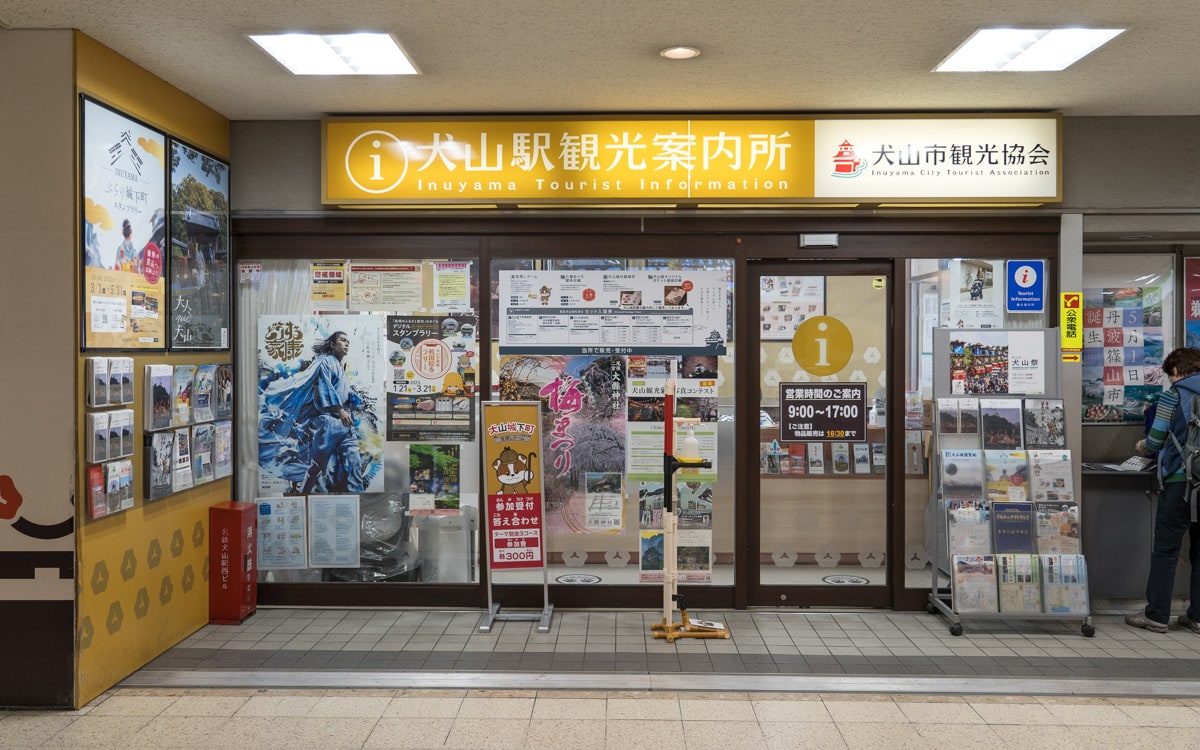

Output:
xmin=492 ymin=446 xmax=537 ymax=495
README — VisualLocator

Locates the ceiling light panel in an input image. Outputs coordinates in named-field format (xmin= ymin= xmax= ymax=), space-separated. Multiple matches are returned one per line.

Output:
xmin=936 ymin=28 xmax=1124 ymax=72
xmin=250 ymin=33 xmax=419 ymax=75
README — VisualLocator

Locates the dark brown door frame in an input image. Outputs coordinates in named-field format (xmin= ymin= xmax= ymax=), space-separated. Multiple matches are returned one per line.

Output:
xmin=739 ymin=258 xmax=896 ymax=609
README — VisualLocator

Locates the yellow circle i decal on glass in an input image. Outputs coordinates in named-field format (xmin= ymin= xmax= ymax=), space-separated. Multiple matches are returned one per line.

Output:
xmin=792 ymin=316 xmax=853 ymax=376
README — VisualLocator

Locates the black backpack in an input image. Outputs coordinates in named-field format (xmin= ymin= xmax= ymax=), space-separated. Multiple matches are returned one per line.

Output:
xmin=1168 ymin=384 xmax=1200 ymax=520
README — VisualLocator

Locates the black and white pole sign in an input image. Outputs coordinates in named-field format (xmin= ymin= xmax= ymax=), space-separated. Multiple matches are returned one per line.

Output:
xmin=779 ymin=382 xmax=868 ymax=442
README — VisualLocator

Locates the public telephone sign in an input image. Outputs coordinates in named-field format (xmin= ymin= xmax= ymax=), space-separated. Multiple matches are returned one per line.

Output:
xmin=779 ymin=382 xmax=869 ymax=442
xmin=1060 ymin=292 xmax=1083 ymax=352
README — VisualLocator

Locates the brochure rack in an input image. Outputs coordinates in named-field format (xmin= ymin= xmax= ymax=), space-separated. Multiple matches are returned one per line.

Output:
xmin=926 ymin=329 xmax=1094 ymax=637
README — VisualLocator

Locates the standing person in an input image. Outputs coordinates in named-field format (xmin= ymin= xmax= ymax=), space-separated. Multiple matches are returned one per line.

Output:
xmin=1127 ymin=347 xmax=1200 ymax=632
xmin=259 ymin=330 xmax=364 ymax=493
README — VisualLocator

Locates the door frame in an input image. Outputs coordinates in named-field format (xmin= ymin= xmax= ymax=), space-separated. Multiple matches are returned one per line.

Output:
xmin=738 ymin=258 xmax=901 ymax=609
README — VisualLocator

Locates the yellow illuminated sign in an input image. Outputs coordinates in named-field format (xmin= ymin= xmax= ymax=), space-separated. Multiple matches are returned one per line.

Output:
xmin=325 ymin=117 xmax=813 ymax=204
xmin=323 ymin=114 xmax=1061 ymax=206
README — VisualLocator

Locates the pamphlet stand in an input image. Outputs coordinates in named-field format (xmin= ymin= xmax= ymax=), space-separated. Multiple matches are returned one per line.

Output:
xmin=926 ymin=328 xmax=1094 ymax=637
xmin=650 ymin=380 xmax=730 ymax=642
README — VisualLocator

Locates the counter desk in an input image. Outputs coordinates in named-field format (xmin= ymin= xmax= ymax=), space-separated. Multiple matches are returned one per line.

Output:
xmin=1081 ymin=464 xmax=1189 ymax=601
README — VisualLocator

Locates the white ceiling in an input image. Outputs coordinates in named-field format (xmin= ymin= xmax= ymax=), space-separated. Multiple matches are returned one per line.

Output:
xmin=2 ymin=1 xmax=1197 ymax=121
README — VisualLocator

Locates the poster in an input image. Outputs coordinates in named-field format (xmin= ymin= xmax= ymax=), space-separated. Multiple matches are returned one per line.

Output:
xmin=759 ymin=275 xmax=825 ymax=340
xmin=307 ymin=494 xmax=360 ymax=568
xmin=498 ymin=269 xmax=728 ymax=355
xmin=625 ymin=354 xmax=719 ymax=482
xmin=408 ymin=444 xmax=461 ymax=516
xmin=947 ymin=330 xmax=1045 ymax=396
xmin=1081 ymin=286 xmax=1166 ymax=423
xmin=676 ymin=480 xmax=714 ymax=583
xmin=584 ymin=472 xmax=624 ymax=531
xmin=433 ymin=261 xmax=472 ymax=311
xmin=1187 ymin=257 xmax=1200 ymax=349
xmin=386 ymin=314 xmax=477 ymax=441
xmin=498 ymin=354 xmax=627 ymax=533
xmin=482 ymin=402 xmax=547 ymax=570
xmin=941 ymin=259 xmax=1004 ymax=329
xmin=257 ymin=314 xmax=386 ymax=495
xmin=778 ymin=383 xmax=868 ymax=442
xmin=257 ymin=496 xmax=308 ymax=569
xmin=348 ymin=263 xmax=423 ymax=311
xmin=309 ymin=261 xmax=347 ymax=310
xmin=167 ymin=138 xmax=230 ymax=350
xmin=81 ymin=97 xmax=168 ymax=349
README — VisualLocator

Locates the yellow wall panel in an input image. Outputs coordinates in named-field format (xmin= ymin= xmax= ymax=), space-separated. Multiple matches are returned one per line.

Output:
xmin=76 ymin=480 xmax=227 ymax=705
xmin=74 ymin=33 xmax=231 ymax=707
xmin=75 ymin=32 xmax=229 ymax=159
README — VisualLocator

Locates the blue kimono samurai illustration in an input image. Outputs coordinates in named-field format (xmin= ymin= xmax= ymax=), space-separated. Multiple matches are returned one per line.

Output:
xmin=259 ymin=331 xmax=365 ymax=493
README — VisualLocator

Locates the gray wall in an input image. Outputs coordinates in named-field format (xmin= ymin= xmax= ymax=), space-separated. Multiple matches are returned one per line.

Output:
xmin=232 ymin=117 xmax=1200 ymax=229
xmin=0 ymin=29 xmax=78 ymax=707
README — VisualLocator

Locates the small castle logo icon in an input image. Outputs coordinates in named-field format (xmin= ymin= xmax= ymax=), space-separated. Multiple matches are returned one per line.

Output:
xmin=831 ymin=140 xmax=866 ymax=178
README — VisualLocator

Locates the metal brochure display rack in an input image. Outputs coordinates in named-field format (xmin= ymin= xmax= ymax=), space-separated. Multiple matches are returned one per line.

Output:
xmin=927 ymin=328 xmax=1094 ymax=637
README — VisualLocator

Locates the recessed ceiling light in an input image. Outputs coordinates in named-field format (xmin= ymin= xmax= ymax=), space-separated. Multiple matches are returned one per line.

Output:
xmin=935 ymin=28 xmax=1124 ymax=72
xmin=249 ymin=32 xmax=419 ymax=75
xmin=659 ymin=46 xmax=701 ymax=60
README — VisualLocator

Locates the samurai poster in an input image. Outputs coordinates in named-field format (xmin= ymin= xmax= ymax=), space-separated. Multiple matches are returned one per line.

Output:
xmin=81 ymin=97 xmax=167 ymax=349
xmin=498 ymin=354 xmax=627 ymax=533
xmin=257 ymin=314 xmax=386 ymax=495
xmin=167 ymin=138 xmax=230 ymax=350
xmin=482 ymin=402 xmax=546 ymax=570
xmin=386 ymin=314 xmax=477 ymax=441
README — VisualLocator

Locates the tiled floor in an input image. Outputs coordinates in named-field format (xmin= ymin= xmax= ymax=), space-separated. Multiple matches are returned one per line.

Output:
xmin=137 ymin=607 xmax=1200 ymax=686
xmin=10 ymin=606 xmax=1200 ymax=747
xmin=10 ymin=688 xmax=1200 ymax=748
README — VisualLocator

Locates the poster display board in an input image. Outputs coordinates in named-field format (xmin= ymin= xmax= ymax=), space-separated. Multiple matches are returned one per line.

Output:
xmin=482 ymin=402 xmax=547 ymax=570
xmin=81 ymin=97 xmax=168 ymax=349
xmin=167 ymin=138 xmax=230 ymax=349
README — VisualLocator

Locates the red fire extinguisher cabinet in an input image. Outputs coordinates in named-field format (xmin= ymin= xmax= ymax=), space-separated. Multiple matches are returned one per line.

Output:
xmin=209 ymin=501 xmax=257 ymax=624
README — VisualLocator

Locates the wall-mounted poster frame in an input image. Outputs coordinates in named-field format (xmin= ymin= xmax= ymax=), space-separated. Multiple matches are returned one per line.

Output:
xmin=80 ymin=96 xmax=168 ymax=350
xmin=1184 ymin=257 xmax=1200 ymax=349
xmin=167 ymin=137 xmax=231 ymax=350
xmin=1081 ymin=253 xmax=1175 ymax=424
